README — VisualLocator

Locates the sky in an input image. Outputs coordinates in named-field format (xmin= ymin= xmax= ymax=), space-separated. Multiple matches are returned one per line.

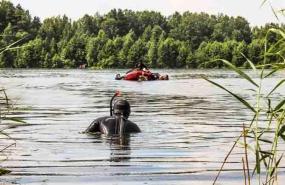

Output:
xmin=10 ymin=0 xmax=285 ymax=26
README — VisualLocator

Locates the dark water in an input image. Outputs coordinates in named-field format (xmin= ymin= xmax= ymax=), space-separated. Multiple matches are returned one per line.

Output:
xmin=0 ymin=69 xmax=284 ymax=185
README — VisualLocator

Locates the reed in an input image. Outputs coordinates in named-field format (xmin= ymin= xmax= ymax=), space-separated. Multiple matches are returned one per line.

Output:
xmin=204 ymin=27 xmax=285 ymax=185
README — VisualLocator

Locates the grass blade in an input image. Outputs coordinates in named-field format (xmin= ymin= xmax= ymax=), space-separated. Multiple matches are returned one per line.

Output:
xmin=3 ymin=117 xmax=26 ymax=124
xmin=270 ymin=154 xmax=283 ymax=177
xmin=253 ymin=156 xmax=268 ymax=177
xmin=260 ymin=0 xmax=268 ymax=7
xmin=260 ymin=153 xmax=269 ymax=169
xmin=258 ymin=138 xmax=273 ymax=144
xmin=213 ymin=133 xmax=243 ymax=185
xmin=267 ymin=79 xmax=285 ymax=97
xmin=280 ymin=134 xmax=285 ymax=141
xmin=0 ymin=168 xmax=11 ymax=175
xmin=242 ymin=158 xmax=248 ymax=185
xmin=269 ymin=28 xmax=285 ymax=39
xmin=278 ymin=125 xmax=285 ymax=137
xmin=256 ymin=149 xmax=261 ymax=174
xmin=270 ymin=3 xmax=279 ymax=21
xmin=260 ymin=151 xmax=274 ymax=155
xmin=0 ymin=35 xmax=29 ymax=55
xmin=202 ymin=76 xmax=256 ymax=113
xmin=274 ymin=99 xmax=285 ymax=111
xmin=243 ymin=123 xmax=251 ymax=185
xmin=241 ymin=53 xmax=256 ymax=72
xmin=1 ymin=88 xmax=9 ymax=108
xmin=263 ymin=68 xmax=279 ymax=79
xmin=267 ymin=38 xmax=285 ymax=54
xmin=0 ymin=143 xmax=15 ymax=153
xmin=214 ymin=59 xmax=259 ymax=87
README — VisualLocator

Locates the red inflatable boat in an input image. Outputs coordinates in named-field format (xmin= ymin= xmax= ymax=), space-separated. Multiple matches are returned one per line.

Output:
xmin=124 ymin=70 xmax=152 ymax=81
xmin=115 ymin=70 xmax=168 ymax=81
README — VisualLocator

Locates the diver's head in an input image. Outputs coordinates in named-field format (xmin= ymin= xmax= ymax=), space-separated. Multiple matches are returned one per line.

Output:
xmin=113 ymin=99 xmax=131 ymax=118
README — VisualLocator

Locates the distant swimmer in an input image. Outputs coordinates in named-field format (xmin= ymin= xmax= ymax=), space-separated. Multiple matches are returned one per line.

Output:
xmin=85 ymin=91 xmax=140 ymax=135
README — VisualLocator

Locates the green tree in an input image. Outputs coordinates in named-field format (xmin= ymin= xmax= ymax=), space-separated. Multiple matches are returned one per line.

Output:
xmin=118 ymin=30 xmax=135 ymax=66
xmin=16 ymin=38 xmax=44 ymax=68
xmin=136 ymin=11 xmax=168 ymax=36
xmin=147 ymin=40 xmax=158 ymax=67
xmin=51 ymin=54 xmax=64 ymax=68
xmin=169 ymin=12 xmax=215 ymax=49
xmin=168 ymin=12 xmax=182 ymax=39
xmin=86 ymin=29 xmax=108 ymax=67
xmin=75 ymin=14 xmax=99 ymax=36
xmin=38 ymin=15 xmax=72 ymax=42
xmin=127 ymin=38 xmax=147 ymax=67
xmin=97 ymin=39 xmax=116 ymax=68
xmin=146 ymin=26 xmax=165 ymax=67
xmin=141 ymin=25 xmax=152 ymax=41
xmin=157 ymin=38 xmax=180 ymax=68
xmin=61 ymin=34 xmax=87 ymax=68
xmin=247 ymin=39 xmax=265 ymax=66
xmin=232 ymin=16 xmax=252 ymax=43
xmin=232 ymin=41 xmax=247 ymax=66
xmin=177 ymin=41 xmax=191 ymax=68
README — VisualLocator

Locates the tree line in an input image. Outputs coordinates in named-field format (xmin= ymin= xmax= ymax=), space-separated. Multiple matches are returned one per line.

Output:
xmin=0 ymin=0 xmax=283 ymax=69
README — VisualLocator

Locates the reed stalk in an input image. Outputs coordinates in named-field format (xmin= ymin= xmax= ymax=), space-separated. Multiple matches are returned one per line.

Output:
xmin=242 ymin=157 xmax=247 ymax=185
xmin=205 ymin=26 xmax=285 ymax=185
xmin=243 ymin=123 xmax=250 ymax=185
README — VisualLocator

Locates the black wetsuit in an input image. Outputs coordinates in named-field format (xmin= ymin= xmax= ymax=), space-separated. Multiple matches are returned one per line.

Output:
xmin=85 ymin=116 xmax=140 ymax=135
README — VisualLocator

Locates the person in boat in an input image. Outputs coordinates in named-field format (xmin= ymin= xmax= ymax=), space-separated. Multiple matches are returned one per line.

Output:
xmin=135 ymin=61 xmax=148 ymax=71
xmin=126 ymin=61 xmax=149 ymax=74
xmin=85 ymin=92 xmax=141 ymax=135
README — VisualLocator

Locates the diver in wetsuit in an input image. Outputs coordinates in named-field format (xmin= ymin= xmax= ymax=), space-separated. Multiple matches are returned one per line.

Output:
xmin=85 ymin=93 xmax=140 ymax=135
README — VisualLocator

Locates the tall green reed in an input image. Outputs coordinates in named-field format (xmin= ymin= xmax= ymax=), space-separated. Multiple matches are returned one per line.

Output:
xmin=204 ymin=28 xmax=285 ymax=185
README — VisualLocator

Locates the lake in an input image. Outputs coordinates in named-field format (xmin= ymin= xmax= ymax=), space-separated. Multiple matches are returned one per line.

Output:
xmin=0 ymin=69 xmax=284 ymax=185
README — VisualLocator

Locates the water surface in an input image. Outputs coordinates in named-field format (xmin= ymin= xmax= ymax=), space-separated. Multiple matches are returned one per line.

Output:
xmin=0 ymin=69 xmax=284 ymax=185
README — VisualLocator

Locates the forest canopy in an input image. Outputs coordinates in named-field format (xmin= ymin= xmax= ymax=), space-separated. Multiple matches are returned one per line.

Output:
xmin=0 ymin=0 xmax=284 ymax=69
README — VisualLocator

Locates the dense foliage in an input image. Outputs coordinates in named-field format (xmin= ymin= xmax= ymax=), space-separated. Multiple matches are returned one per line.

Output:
xmin=0 ymin=0 xmax=284 ymax=68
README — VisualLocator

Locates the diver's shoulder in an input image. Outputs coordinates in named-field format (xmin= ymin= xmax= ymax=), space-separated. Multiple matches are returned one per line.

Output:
xmin=126 ymin=120 xmax=141 ymax=132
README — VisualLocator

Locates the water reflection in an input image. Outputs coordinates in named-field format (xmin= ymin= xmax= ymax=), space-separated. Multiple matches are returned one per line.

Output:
xmin=107 ymin=136 xmax=131 ymax=163
xmin=87 ymin=133 xmax=131 ymax=163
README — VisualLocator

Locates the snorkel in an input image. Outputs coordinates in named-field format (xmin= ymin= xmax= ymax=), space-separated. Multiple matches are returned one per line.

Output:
xmin=109 ymin=90 xmax=127 ymax=136
xmin=110 ymin=90 xmax=120 ymax=116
